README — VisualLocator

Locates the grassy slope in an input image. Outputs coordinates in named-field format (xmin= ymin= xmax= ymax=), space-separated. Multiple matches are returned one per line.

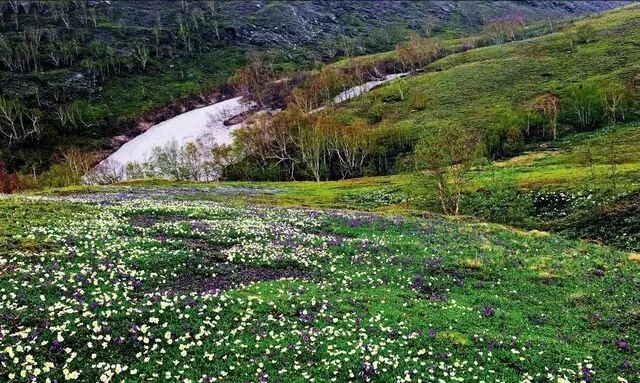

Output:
xmin=330 ymin=5 xmax=640 ymax=149
xmin=1 ymin=191 xmax=639 ymax=382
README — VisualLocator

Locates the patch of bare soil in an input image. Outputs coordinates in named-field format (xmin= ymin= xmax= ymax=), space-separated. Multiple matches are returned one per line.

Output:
xmin=160 ymin=263 xmax=313 ymax=296
xmin=128 ymin=214 xmax=192 ymax=228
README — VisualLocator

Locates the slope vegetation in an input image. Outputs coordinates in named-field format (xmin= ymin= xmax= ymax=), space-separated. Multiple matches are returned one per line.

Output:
xmin=0 ymin=0 xmax=628 ymax=170
xmin=331 ymin=4 xmax=640 ymax=159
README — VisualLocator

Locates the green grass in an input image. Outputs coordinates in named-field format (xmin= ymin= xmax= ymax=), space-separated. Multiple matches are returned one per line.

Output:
xmin=1 ymin=187 xmax=638 ymax=382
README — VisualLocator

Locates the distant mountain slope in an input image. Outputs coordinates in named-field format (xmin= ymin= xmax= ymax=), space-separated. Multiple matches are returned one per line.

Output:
xmin=0 ymin=0 xmax=629 ymax=171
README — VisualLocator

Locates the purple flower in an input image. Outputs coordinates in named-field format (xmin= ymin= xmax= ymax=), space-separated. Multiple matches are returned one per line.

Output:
xmin=411 ymin=274 xmax=424 ymax=290
xmin=620 ymin=360 xmax=632 ymax=369
xmin=50 ymin=339 xmax=61 ymax=353
xmin=616 ymin=339 xmax=630 ymax=351
xmin=483 ymin=305 xmax=495 ymax=317
xmin=581 ymin=367 xmax=594 ymax=383
xmin=298 ymin=311 xmax=315 ymax=323
xmin=360 ymin=361 xmax=376 ymax=381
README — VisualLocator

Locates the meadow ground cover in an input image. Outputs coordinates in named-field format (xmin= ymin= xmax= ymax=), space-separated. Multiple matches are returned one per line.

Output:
xmin=0 ymin=188 xmax=638 ymax=382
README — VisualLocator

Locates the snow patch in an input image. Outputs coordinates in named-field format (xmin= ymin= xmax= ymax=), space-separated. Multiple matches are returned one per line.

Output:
xmin=97 ymin=97 xmax=252 ymax=173
xmin=333 ymin=73 xmax=408 ymax=103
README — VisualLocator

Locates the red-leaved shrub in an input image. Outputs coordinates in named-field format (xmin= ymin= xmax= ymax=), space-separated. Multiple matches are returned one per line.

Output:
xmin=0 ymin=162 xmax=22 ymax=194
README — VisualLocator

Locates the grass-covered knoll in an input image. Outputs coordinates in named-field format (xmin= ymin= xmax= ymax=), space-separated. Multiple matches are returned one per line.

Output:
xmin=1 ymin=190 xmax=639 ymax=382
xmin=333 ymin=4 xmax=640 ymax=160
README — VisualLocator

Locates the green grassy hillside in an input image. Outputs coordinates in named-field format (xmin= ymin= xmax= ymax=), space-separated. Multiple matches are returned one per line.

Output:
xmin=2 ymin=0 xmax=620 ymax=171
xmin=332 ymin=4 xmax=640 ymax=159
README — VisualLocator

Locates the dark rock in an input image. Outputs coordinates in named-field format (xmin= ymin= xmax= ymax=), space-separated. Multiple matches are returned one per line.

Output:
xmin=223 ymin=114 xmax=246 ymax=126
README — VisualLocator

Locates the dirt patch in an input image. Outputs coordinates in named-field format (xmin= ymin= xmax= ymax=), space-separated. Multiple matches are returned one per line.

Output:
xmin=183 ymin=238 xmax=230 ymax=253
xmin=158 ymin=263 xmax=313 ymax=295
xmin=129 ymin=214 xmax=193 ymax=228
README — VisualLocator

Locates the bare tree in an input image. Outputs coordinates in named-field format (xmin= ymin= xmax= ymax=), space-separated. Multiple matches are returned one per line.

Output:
xmin=0 ymin=3 xmax=7 ymax=29
xmin=153 ymin=12 xmax=163 ymax=57
xmin=132 ymin=42 xmax=150 ymax=71
xmin=60 ymin=9 xmax=71 ymax=29
xmin=532 ymin=93 xmax=561 ymax=140
xmin=422 ymin=14 xmax=438 ymax=37
xmin=84 ymin=159 xmax=125 ymax=185
xmin=89 ymin=8 xmax=98 ymax=28
xmin=8 ymin=0 xmax=20 ymax=30
xmin=177 ymin=14 xmax=193 ymax=53
xmin=233 ymin=110 xmax=298 ymax=179
xmin=0 ymin=36 xmax=15 ymax=71
xmin=327 ymin=119 xmax=371 ymax=179
xmin=60 ymin=146 xmax=95 ymax=178
xmin=295 ymin=117 xmax=326 ymax=181
xmin=205 ymin=1 xmax=221 ymax=40
xmin=415 ymin=126 xmax=482 ymax=215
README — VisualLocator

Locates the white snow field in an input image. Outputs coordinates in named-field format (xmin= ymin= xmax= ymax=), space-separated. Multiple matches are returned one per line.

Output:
xmin=93 ymin=73 xmax=408 ymax=181
xmin=333 ymin=73 xmax=408 ymax=103
xmin=98 ymin=96 xmax=252 ymax=172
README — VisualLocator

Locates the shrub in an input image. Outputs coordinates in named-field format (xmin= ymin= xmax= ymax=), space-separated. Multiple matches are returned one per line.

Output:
xmin=226 ymin=160 xmax=284 ymax=181
xmin=463 ymin=183 xmax=535 ymax=227
xmin=484 ymin=112 xmax=526 ymax=158
xmin=572 ymin=21 xmax=596 ymax=44
xmin=0 ymin=162 xmax=22 ymax=194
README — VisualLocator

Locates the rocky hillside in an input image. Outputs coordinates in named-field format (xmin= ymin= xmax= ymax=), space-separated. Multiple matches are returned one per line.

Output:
xmin=0 ymin=0 xmax=629 ymax=171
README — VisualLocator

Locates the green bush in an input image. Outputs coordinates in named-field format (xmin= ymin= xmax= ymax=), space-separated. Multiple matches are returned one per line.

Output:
xmin=559 ymin=191 xmax=640 ymax=251
xmin=463 ymin=183 xmax=536 ymax=227
xmin=226 ymin=161 xmax=284 ymax=181
xmin=484 ymin=112 xmax=526 ymax=158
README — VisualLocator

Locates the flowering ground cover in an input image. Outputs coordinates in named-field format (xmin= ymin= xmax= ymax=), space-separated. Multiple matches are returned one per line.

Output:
xmin=0 ymin=190 xmax=638 ymax=382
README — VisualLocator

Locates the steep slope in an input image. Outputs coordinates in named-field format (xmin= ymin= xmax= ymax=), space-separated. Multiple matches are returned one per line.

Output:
xmin=0 ymin=0 xmax=628 ymax=171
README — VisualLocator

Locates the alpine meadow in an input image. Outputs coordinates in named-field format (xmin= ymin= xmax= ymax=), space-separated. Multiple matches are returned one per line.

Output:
xmin=0 ymin=1 xmax=639 ymax=383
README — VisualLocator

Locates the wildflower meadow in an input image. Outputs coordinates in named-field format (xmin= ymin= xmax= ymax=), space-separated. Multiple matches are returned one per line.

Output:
xmin=0 ymin=187 xmax=638 ymax=382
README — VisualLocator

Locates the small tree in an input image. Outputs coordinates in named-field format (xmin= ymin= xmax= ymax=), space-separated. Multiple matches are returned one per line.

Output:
xmin=601 ymin=83 xmax=634 ymax=123
xmin=414 ymin=126 xmax=482 ymax=215
xmin=532 ymin=93 xmax=561 ymax=140
xmin=295 ymin=116 xmax=326 ymax=182
xmin=573 ymin=21 xmax=596 ymax=44
xmin=327 ymin=119 xmax=372 ymax=179
xmin=84 ymin=159 xmax=125 ymax=185
xmin=60 ymin=147 xmax=95 ymax=180
xmin=396 ymin=35 xmax=441 ymax=71
xmin=422 ymin=14 xmax=438 ymax=37
xmin=132 ymin=42 xmax=150 ymax=71
xmin=566 ymin=84 xmax=604 ymax=130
